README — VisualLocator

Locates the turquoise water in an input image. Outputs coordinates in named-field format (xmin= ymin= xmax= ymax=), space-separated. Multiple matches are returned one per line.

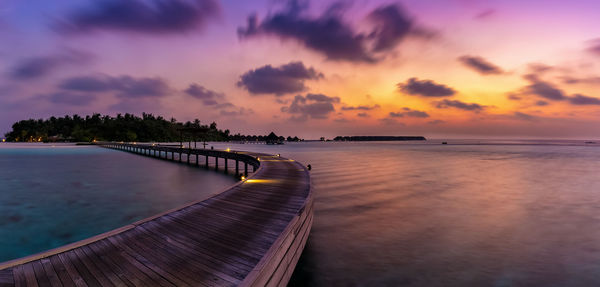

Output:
xmin=0 ymin=144 xmax=236 ymax=262
xmin=209 ymin=140 xmax=600 ymax=286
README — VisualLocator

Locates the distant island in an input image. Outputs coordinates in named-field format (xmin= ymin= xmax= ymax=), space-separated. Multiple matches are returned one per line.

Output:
xmin=333 ymin=136 xmax=426 ymax=141
xmin=3 ymin=113 xmax=303 ymax=143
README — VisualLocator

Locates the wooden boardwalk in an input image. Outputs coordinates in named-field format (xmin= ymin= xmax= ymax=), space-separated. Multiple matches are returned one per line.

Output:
xmin=0 ymin=143 xmax=313 ymax=287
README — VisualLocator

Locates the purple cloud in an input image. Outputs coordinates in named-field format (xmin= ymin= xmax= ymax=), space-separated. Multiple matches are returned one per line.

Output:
xmin=458 ymin=55 xmax=503 ymax=75
xmin=434 ymin=99 xmax=486 ymax=112
xmin=341 ymin=104 xmax=380 ymax=111
xmin=184 ymin=83 xmax=224 ymax=105
xmin=239 ymin=2 xmax=425 ymax=63
xmin=389 ymin=107 xmax=429 ymax=118
xmin=398 ymin=78 xmax=456 ymax=97
xmin=9 ymin=50 xmax=92 ymax=80
xmin=238 ymin=61 xmax=323 ymax=95
xmin=568 ymin=94 xmax=600 ymax=105
xmin=58 ymin=0 xmax=220 ymax=34
xmin=281 ymin=93 xmax=340 ymax=120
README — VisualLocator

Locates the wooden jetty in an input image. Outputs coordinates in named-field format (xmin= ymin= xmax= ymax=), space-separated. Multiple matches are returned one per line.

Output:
xmin=0 ymin=143 xmax=313 ymax=287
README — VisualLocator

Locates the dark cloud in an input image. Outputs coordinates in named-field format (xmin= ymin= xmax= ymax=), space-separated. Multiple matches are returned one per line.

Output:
xmin=389 ymin=107 xmax=429 ymax=118
xmin=341 ymin=104 xmax=380 ymax=111
xmin=237 ymin=61 xmax=323 ymax=95
xmin=59 ymin=74 xmax=170 ymax=98
xmin=367 ymin=5 xmax=414 ymax=53
xmin=280 ymin=93 xmax=340 ymax=120
xmin=42 ymin=92 xmax=97 ymax=106
xmin=398 ymin=77 xmax=456 ymax=97
xmin=458 ymin=55 xmax=503 ymax=75
xmin=507 ymin=94 xmax=522 ymax=101
xmin=357 ymin=112 xmax=369 ymax=117
xmin=524 ymin=76 xmax=566 ymax=100
xmin=9 ymin=50 xmax=92 ymax=80
xmin=57 ymin=0 xmax=220 ymax=34
xmin=184 ymin=83 xmax=224 ymax=105
xmin=434 ymin=99 xmax=486 ymax=112
xmin=568 ymin=94 xmax=600 ymax=105
xmin=239 ymin=2 xmax=425 ymax=63
xmin=536 ymin=100 xmax=549 ymax=106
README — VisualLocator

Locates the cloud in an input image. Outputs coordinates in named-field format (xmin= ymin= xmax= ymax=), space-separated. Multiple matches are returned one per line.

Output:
xmin=280 ymin=93 xmax=340 ymax=120
xmin=238 ymin=2 xmax=426 ymax=63
xmin=535 ymin=100 xmax=549 ymax=106
xmin=357 ymin=112 xmax=369 ymax=117
xmin=57 ymin=0 xmax=220 ymax=34
xmin=220 ymin=107 xmax=254 ymax=116
xmin=586 ymin=38 xmax=600 ymax=56
xmin=9 ymin=50 xmax=92 ymax=80
xmin=568 ymin=94 xmax=600 ymax=105
xmin=434 ymin=99 xmax=486 ymax=112
xmin=507 ymin=94 xmax=522 ymax=101
xmin=41 ymin=92 xmax=97 ymax=106
xmin=341 ymin=104 xmax=380 ymax=111
xmin=237 ymin=61 xmax=323 ymax=95
xmin=389 ymin=107 xmax=429 ymax=118
xmin=523 ymin=75 xmax=566 ymax=100
xmin=367 ymin=5 xmax=415 ymax=53
xmin=398 ymin=77 xmax=456 ymax=97
xmin=474 ymin=9 xmax=495 ymax=20
xmin=560 ymin=76 xmax=600 ymax=85
xmin=184 ymin=83 xmax=224 ymax=105
xmin=458 ymin=55 xmax=503 ymax=75
xmin=59 ymin=74 xmax=170 ymax=98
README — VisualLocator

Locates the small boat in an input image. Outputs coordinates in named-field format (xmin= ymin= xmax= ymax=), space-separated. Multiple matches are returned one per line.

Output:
xmin=442 ymin=142 xmax=448 ymax=145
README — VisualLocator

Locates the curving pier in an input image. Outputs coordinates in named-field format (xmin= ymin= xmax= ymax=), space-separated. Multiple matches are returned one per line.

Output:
xmin=0 ymin=143 xmax=313 ymax=287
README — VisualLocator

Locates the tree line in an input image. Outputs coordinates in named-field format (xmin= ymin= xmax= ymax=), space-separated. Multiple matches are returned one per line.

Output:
xmin=3 ymin=113 xmax=303 ymax=143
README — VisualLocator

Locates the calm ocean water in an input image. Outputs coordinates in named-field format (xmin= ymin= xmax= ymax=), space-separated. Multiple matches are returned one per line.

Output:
xmin=0 ymin=143 xmax=236 ymax=263
xmin=3 ymin=140 xmax=600 ymax=286
xmin=209 ymin=140 xmax=600 ymax=286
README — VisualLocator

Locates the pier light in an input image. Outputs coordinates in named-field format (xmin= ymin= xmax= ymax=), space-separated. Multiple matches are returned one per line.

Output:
xmin=133 ymin=142 xmax=137 ymax=145
xmin=226 ymin=148 xmax=231 ymax=152
xmin=241 ymin=175 xmax=246 ymax=181
xmin=277 ymin=154 xmax=280 ymax=157
xmin=1 ymin=138 xmax=5 ymax=142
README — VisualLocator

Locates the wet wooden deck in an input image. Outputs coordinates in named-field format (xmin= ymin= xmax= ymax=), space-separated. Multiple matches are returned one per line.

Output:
xmin=0 ymin=143 xmax=313 ymax=287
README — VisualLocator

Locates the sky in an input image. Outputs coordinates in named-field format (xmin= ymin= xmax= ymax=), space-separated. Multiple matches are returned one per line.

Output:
xmin=2 ymin=0 xmax=600 ymax=139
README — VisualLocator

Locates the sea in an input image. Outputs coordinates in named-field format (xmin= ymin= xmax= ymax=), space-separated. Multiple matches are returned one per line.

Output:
xmin=3 ymin=140 xmax=600 ymax=286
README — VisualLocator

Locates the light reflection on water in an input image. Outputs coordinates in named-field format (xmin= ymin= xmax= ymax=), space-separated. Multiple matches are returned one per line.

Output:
xmin=0 ymin=144 xmax=236 ymax=262
xmin=211 ymin=141 xmax=600 ymax=286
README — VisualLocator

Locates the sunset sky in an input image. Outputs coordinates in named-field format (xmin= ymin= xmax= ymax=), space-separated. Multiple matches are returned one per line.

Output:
xmin=2 ymin=0 xmax=600 ymax=139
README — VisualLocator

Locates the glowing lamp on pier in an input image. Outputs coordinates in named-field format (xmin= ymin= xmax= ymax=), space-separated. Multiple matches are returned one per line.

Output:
xmin=226 ymin=148 xmax=231 ymax=152
xmin=1 ymin=138 xmax=5 ymax=143
xmin=241 ymin=176 xmax=246 ymax=181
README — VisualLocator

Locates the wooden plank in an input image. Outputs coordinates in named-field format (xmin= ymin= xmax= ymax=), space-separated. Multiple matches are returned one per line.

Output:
xmin=78 ymin=246 xmax=131 ymax=287
xmin=21 ymin=263 xmax=39 ymax=287
xmin=0 ymin=268 xmax=13 ymax=287
xmin=39 ymin=258 xmax=64 ymax=287
xmin=12 ymin=265 xmax=26 ymax=287
xmin=48 ymin=256 xmax=76 ymax=287
xmin=30 ymin=261 xmax=52 ymax=287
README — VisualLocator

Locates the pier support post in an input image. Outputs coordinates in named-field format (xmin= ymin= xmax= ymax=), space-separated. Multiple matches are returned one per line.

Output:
xmin=187 ymin=152 xmax=190 ymax=164
xmin=236 ymin=160 xmax=239 ymax=176
xmin=196 ymin=154 xmax=199 ymax=166
xmin=245 ymin=163 xmax=248 ymax=177
xmin=215 ymin=157 xmax=219 ymax=171
xmin=224 ymin=158 xmax=228 ymax=174
xmin=205 ymin=156 xmax=208 ymax=168
xmin=179 ymin=152 xmax=182 ymax=162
